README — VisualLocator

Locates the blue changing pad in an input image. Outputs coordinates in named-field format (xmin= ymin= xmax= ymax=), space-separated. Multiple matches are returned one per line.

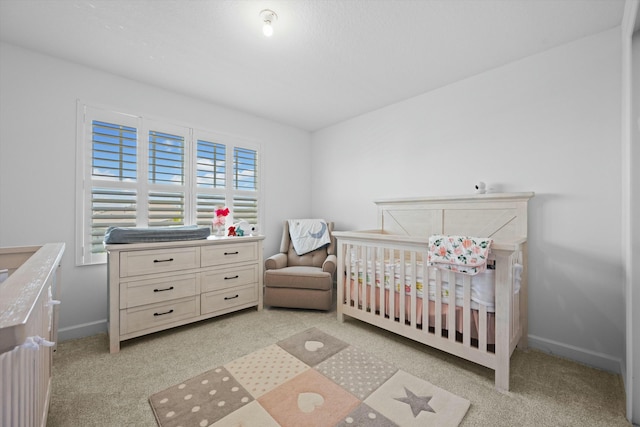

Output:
xmin=104 ymin=225 xmax=211 ymax=244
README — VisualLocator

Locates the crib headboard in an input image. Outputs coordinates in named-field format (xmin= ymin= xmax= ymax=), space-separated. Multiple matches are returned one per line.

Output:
xmin=375 ymin=192 xmax=534 ymax=243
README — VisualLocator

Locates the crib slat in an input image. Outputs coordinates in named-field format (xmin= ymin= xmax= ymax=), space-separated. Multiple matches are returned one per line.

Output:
xmin=398 ymin=250 xmax=405 ymax=324
xmin=371 ymin=247 xmax=377 ymax=316
xmin=421 ymin=257 xmax=428 ymax=332
xmin=389 ymin=249 xmax=395 ymax=322
xmin=511 ymin=293 xmax=520 ymax=344
xmin=378 ymin=248 xmax=389 ymax=318
xmin=435 ymin=269 xmax=442 ymax=336
xmin=463 ymin=274 xmax=471 ymax=347
xmin=364 ymin=246 xmax=370 ymax=311
xmin=342 ymin=243 xmax=350 ymax=315
xmin=447 ymin=271 xmax=456 ymax=343
xmin=479 ymin=304 xmax=487 ymax=352
xmin=409 ymin=252 xmax=417 ymax=327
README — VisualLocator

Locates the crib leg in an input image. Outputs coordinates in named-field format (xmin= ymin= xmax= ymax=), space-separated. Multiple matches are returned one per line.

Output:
xmin=337 ymin=293 xmax=344 ymax=322
xmin=494 ymin=320 xmax=510 ymax=391
xmin=517 ymin=334 xmax=528 ymax=350
xmin=517 ymin=242 xmax=529 ymax=351
xmin=495 ymin=360 xmax=510 ymax=392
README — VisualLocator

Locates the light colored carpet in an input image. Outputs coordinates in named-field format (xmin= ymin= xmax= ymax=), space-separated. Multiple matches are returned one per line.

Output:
xmin=148 ymin=327 xmax=470 ymax=426
xmin=48 ymin=305 xmax=630 ymax=426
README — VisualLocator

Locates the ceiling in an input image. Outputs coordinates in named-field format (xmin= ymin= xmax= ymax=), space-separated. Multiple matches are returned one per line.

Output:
xmin=0 ymin=0 xmax=626 ymax=131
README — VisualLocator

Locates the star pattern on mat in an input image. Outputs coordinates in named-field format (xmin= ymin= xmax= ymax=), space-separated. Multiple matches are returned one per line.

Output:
xmin=394 ymin=386 xmax=436 ymax=417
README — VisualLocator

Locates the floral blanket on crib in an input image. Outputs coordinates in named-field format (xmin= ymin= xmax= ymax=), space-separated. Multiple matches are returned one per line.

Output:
xmin=427 ymin=235 xmax=492 ymax=275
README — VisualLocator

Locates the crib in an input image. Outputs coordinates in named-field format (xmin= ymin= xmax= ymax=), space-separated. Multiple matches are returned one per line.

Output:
xmin=334 ymin=192 xmax=534 ymax=391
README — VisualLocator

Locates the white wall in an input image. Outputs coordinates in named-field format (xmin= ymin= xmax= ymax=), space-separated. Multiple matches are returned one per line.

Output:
xmin=312 ymin=29 xmax=624 ymax=372
xmin=0 ymin=42 xmax=312 ymax=340
xmin=630 ymin=20 xmax=640 ymax=426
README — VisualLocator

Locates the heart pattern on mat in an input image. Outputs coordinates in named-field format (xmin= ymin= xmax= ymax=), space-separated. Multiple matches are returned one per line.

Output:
xmin=304 ymin=340 xmax=324 ymax=352
xmin=297 ymin=392 xmax=324 ymax=413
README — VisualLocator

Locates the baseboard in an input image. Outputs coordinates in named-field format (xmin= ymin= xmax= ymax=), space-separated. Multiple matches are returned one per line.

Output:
xmin=528 ymin=334 xmax=623 ymax=374
xmin=58 ymin=319 xmax=107 ymax=342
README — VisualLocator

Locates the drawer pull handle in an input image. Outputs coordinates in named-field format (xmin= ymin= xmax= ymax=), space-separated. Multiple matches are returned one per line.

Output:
xmin=224 ymin=275 xmax=239 ymax=280
xmin=154 ymin=309 xmax=174 ymax=316
xmin=154 ymin=286 xmax=174 ymax=292
xmin=153 ymin=258 xmax=174 ymax=263
xmin=224 ymin=251 xmax=239 ymax=256
xmin=224 ymin=294 xmax=239 ymax=300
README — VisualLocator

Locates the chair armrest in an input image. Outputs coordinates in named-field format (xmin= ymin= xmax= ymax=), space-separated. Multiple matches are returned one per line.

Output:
xmin=265 ymin=253 xmax=288 ymax=270
xmin=322 ymin=254 xmax=337 ymax=274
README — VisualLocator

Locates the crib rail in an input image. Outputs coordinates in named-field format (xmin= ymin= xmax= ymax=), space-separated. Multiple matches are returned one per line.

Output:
xmin=335 ymin=231 xmax=525 ymax=391
xmin=0 ymin=315 xmax=53 ymax=427
xmin=0 ymin=243 xmax=64 ymax=427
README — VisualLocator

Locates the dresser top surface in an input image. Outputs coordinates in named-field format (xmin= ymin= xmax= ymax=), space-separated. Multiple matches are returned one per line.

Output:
xmin=105 ymin=235 xmax=265 ymax=253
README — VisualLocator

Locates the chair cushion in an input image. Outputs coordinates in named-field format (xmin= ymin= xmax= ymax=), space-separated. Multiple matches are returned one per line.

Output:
xmin=286 ymin=245 xmax=328 ymax=268
xmin=264 ymin=266 xmax=332 ymax=291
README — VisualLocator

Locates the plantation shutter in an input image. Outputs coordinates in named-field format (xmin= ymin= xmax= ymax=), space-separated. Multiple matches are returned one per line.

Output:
xmin=196 ymin=140 xmax=226 ymax=188
xmin=232 ymin=195 xmax=258 ymax=224
xmin=88 ymin=116 xmax=139 ymax=262
xmin=90 ymin=188 xmax=137 ymax=254
xmin=92 ymin=120 xmax=137 ymax=180
xmin=196 ymin=193 xmax=226 ymax=227
xmin=147 ymin=125 xmax=187 ymax=227
xmin=232 ymin=147 xmax=259 ymax=225
xmin=233 ymin=147 xmax=257 ymax=191
xmin=195 ymin=139 xmax=226 ymax=227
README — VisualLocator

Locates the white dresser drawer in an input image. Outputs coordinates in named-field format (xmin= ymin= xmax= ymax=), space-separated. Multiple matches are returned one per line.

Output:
xmin=201 ymin=264 xmax=258 ymax=293
xmin=107 ymin=236 xmax=264 ymax=353
xmin=120 ymin=273 xmax=198 ymax=309
xmin=201 ymin=284 xmax=257 ymax=315
xmin=201 ymin=242 xmax=257 ymax=267
xmin=120 ymin=247 xmax=200 ymax=277
xmin=120 ymin=296 xmax=200 ymax=335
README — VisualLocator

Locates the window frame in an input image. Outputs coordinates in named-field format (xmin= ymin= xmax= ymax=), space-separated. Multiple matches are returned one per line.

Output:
xmin=75 ymin=101 xmax=263 ymax=266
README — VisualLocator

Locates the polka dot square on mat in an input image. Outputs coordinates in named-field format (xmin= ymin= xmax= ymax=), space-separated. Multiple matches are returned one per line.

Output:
xmin=148 ymin=366 xmax=253 ymax=427
xmin=316 ymin=345 xmax=398 ymax=400
xmin=225 ymin=344 xmax=309 ymax=398
xmin=258 ymin=369 xmax=360 ymax=427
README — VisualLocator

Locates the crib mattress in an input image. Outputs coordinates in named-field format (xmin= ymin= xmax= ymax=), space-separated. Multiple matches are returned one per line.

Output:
xmin=349 ymin=260 xmax=521 ymax=312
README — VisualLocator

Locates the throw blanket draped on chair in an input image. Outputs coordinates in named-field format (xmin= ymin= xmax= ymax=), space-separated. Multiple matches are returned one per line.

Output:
xmin=427 ymin=235 xmax=493 ymax=275
xmin=288 ymin=219 xmax=331 ymax=255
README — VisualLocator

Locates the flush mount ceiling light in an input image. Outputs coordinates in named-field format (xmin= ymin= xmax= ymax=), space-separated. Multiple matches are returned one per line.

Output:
xmin=259 ymin=9 xmax=278 ymax=37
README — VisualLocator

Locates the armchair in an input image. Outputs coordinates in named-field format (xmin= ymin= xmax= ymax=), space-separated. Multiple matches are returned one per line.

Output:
xmin=264 ymin=220 xmax=336 ymax=311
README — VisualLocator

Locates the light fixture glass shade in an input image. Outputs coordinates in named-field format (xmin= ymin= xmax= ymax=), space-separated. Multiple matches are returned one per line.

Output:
xmin=259 ymin=9 xmax=277 ymax=38
xmin=263 ymin=22 xmax=273 ymax=37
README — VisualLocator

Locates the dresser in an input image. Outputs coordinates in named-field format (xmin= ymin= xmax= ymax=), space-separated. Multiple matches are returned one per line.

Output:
xmin=106 ymin=236 xmax=264 ymax=353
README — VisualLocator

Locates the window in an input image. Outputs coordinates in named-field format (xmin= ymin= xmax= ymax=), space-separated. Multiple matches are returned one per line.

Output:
xmin=76 ymin=103 xmax=261 ymax=265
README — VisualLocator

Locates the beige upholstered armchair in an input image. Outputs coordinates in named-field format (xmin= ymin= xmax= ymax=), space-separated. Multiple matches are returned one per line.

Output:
xmin=263 ymin=220 xmax=336 ymax=311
